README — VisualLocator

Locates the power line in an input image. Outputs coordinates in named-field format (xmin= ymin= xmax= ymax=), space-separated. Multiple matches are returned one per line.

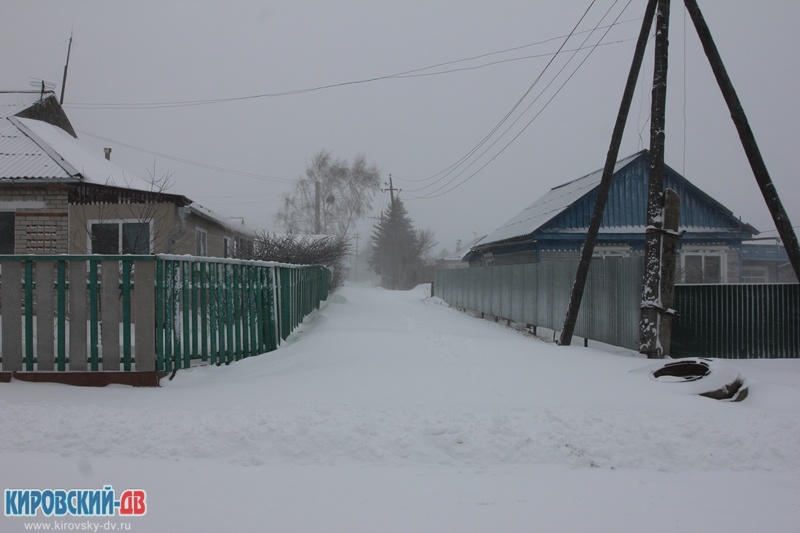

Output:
xmin=76 ymin=129 xmax=296 ymax=184
xmin=401 ymin=1 xmax=604 ymax=193
xmin=63 ymin=19 xmax=640 ymax=111
xmin=408 ymin=0 xmax=633 ymax=200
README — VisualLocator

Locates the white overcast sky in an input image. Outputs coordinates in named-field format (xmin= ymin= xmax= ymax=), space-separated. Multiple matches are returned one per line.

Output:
xmin=3 ymin=0 xmax=799 ymax=252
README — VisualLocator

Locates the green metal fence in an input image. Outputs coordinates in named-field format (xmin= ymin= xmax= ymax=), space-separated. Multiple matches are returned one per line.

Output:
xmin=672 ymin=283 xmax=800 ymax=359
xmin=0 ymin=255 xmax=331 ymax=372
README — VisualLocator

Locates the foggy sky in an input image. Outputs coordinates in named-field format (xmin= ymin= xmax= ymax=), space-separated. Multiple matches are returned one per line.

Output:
xmin=3 ymin=0 xmax=799 ymax=254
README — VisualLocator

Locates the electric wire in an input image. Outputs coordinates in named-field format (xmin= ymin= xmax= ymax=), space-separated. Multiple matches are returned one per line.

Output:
xmin=63 ymin=19 xmax=640 ymax=111
xmin=76 ymin=129 xmax=295 ymax=184
xmin=407 ymin=0 xmax=632 ymax=200
xmin=399 ymin=1 xmax=602 ymax=193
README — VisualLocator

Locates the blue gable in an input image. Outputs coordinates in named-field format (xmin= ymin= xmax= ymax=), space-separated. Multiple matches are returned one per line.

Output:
xmin=467 ymin=150 xmax=758 ymax=264
xmin=538 ymin=151 xmax=755 ymax=239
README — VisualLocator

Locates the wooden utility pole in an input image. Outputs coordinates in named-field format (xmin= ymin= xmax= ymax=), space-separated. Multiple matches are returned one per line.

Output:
xmin=683 ymin=0 xmax=800 ymax=283
xmin=561 ymin=0 xmax=798 ymax=355
xmin=658 ymin=189 xmax=681 ymax=355
xmin=558 ymin=0 xmax=659 ymax=346
xmin=640 ymin=0 xmax=672 ymax=358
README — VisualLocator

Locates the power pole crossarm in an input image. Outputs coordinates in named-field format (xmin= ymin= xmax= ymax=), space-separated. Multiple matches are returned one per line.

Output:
xmin=382 ymin=174 xmax=401 ymax=207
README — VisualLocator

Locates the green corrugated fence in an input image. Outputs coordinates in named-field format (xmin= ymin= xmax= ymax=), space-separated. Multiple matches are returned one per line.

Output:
xmin=0 ymin=255 xmax=331 ymax=372
xmin=672 ymin=283 xmax=800 ymax=359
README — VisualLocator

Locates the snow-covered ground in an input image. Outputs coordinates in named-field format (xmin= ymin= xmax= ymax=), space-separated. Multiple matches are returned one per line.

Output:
xmin=1 ymin=284 xmax=799 ymax=532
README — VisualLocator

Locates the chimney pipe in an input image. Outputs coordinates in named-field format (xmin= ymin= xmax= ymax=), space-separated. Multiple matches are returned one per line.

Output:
xmin=103 ymin=148 xmax=112 ymax=161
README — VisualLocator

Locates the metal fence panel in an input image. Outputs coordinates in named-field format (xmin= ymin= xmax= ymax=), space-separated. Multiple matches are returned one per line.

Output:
xmin=672 ymin=283 xmax=800 ymax=359
xmin=434 ymin=260 xmax=798 ymax=358
xmin=0 ymin=255 xmax=331 ymax=373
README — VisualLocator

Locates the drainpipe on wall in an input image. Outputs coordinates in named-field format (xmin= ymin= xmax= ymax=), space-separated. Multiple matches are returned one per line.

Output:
xmin=167 ymin=206 xmax=190 ymax=254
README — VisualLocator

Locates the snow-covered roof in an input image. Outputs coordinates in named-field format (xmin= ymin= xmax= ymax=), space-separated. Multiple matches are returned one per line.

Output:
xmin=190 ymin=203 xmax=255 ymax=236
xmin=0 ymin=91 xmax=254 ymax=235
xmin=13 ymin=117 xmax=160 ymax=190
xmin=477 ymin=152 xmax=642 ymax=247
xmin=0 ymin=116 xmax=76 ymax=180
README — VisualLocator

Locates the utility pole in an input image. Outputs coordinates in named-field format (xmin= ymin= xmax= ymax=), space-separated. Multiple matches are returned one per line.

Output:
xmin=314 ymin=181 xmax=321 ymax=234
xmin=559 ymin=0 xmax=658 ymax=347
xmin=683 ymin=0 xmax=800 ymax=283
xmin=381 ymin=174 xmax=401 ymax=289
xmin=353 ymin=232 xmax=360 ymax=282
xmin=60 ymin=30 xmax=73 ymax=105
xmin=382 ymin=174 xmax=401 ymax=207
xmin=560 ymin=0 xmax=798 ymax=355
xmin=640 ymin=0 xmax=672 ymax=358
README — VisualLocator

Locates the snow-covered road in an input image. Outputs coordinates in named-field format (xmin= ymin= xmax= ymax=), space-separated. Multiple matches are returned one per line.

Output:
xmin=1 ymin=285 xmax=798 ymax=532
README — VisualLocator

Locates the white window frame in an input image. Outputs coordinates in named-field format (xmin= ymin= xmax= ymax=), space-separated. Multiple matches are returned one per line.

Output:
xmin=195 ymin=228 xmax=208 ymax=257
xmin=223 ymin=236 xmax=233 ymax=258
xmin=680 ymin=245 xmax=728 ymax=283
xmin=88 ymin=219 xmax=153 ymax=255
xmin=587 ymin=244 xmax=631 ymax=259
xmin=741 ymin=266 xmax=768 ymax=284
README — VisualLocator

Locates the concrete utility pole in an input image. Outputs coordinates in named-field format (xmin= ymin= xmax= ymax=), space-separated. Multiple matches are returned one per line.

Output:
xmin=382 ymin=174 xmax=400 ymax=207
xmin=314 ymin=181 xmax=321 ymax=234
xmin=352 ymin=232 xmax=360 ymax=282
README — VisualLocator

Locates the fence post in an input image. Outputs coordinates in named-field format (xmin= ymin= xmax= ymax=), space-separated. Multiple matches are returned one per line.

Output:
xmin=135 ymin=260 xmax=156 ymax=372
xmin=36 ymin=260 xmax=55 ymax=371
xmin=1 ymin=261 xmax=23 ymax=371
xmin=101 ymin=260 xmax=121 ymax=371
xmin=69 ymin=260 xmax=88 ymax=371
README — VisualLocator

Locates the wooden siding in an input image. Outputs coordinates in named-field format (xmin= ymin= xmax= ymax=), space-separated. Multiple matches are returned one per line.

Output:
xmin=544 ymin=155 xmax=748 ymax=233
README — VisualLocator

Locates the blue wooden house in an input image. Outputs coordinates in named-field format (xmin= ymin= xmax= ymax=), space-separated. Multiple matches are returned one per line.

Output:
xmin=464 ymin=150 xmax=758 ymax=283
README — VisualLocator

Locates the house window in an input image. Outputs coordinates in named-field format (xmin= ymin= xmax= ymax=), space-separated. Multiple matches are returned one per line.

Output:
xmin=224 ymin=237 xmax=232 ymax=258
xmin=589 ymin=245 xmax=631 ymax=259
xmin=682 ymin=248 xmax=726 ymax=283
xmin=236 ymin=236 xmax=253 ymax=259
xmin=195 ymin=228 xmax=208 ymax=257
xmin=741 ymin=266 xmax=768 ymax=284
xmin=91 ymin=221 xmax=150 ymax=254
xmin=0 ymin=212 xmax=15 ymax=254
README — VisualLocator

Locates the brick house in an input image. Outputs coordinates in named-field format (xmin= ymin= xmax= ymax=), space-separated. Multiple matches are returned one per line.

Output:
xmin=0 ymin=90 xmax=253 ymax=257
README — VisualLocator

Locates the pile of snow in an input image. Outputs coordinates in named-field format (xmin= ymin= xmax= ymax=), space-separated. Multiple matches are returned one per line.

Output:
xmin=1 ymin=284 xmax=798 ymax=532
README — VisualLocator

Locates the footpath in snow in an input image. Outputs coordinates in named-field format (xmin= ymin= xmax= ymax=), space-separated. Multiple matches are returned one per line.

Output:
xmin=1 ymin=284 xmax=798 ymax=532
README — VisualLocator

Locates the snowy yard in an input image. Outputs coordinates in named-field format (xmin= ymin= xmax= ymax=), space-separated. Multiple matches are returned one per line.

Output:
xmin=1 ymin=284 xmax=798 ymax=532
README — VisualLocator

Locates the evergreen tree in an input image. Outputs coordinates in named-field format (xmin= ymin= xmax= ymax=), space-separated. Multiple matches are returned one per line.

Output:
xmin=369 ymin=198 xmax=436 ymax=289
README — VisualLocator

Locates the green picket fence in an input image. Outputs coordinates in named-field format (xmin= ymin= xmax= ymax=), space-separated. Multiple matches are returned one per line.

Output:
xmin=0 ymin=255 xmax=331 ymax=372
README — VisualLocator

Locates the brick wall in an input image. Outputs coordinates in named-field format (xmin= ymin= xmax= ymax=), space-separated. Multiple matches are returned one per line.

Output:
xmin=0 ymin=187 xmax=70 ymax=254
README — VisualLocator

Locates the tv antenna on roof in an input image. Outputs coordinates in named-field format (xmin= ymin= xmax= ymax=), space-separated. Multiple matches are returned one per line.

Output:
xmin=29 ymin=79 xmax=56 ymax=99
